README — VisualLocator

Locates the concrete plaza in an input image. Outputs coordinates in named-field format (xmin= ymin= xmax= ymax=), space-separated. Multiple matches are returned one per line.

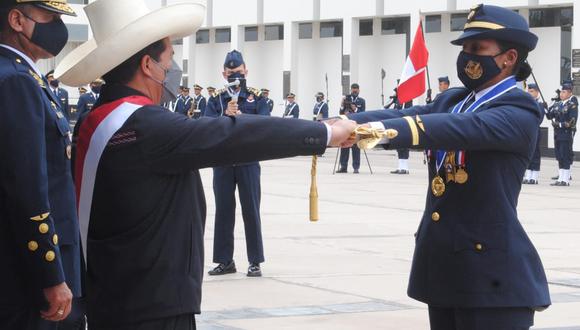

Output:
xmin=197 ymin=149 xmax=580 ymax=330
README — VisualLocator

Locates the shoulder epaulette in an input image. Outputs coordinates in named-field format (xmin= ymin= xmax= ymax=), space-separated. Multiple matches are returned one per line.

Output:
xmin=212 ymin=88 xmax=227 ymax=98
xmin=247 ymin=87 xmax=262 ymax=97
xmin=28 ymin=69 xmax=45 ymax=88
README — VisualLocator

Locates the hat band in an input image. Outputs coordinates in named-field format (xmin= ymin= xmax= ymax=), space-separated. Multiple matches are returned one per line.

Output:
xmin=464 ymin=21 xmax=505 ymax=30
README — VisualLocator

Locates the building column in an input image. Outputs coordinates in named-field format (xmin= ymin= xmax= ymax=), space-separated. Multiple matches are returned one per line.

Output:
xmin=282 ymin=21 xmax=298 ymax=98
xmin=230 ymin=24 xmax=244 ymax=52
xmin=341 ymin=17 xmax=358 ymax=95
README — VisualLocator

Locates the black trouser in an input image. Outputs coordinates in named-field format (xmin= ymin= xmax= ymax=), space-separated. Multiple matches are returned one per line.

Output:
xmin=96 ymin=314 xmax=196 ymax=330
xmin=428 ymin=306 xmax=534 ymax=330
xmin=340 ymin=145 xmax=360 ymax=170
xmin=555 ymin=139 xmax=573 ymax=169
xmin=397 ymin=148 xmax=409 ymax=160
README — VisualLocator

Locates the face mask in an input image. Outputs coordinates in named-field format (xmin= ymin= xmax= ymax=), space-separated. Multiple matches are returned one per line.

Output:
xmin=227 ymin=72 xmax=246 ymax=90
xmin=21 ymin=13 xmax=68 ymax=57
xmin=91 ymin=86 xmax=101 ymax=94
xmin=351 ymin=92 xmax=359 ymax=97
xmin=316 ymin=96 xmax=323 ymax=102
xmin=456 ymin=51 xmax=504 ymax=91
xmin=151 ymin=59 xmax=183 ymax=105
xmin=49 ymin=80 xmax=59 ymax=88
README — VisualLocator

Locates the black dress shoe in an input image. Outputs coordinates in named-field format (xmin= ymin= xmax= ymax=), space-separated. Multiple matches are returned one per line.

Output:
xmin=398 ymin=170 xmax=410 ymax=175
xmin=390 ymin=169 xmax=401 ymax=174
xmin=208 ymin=261 xmax=236 ymax=276
xmin=522 ymin=179 xmax=529 ymax=184
xmin=551 ymin=181 xmax=570 ymax=187
xmin=336 ymin=168 xmax=347 ymax=173
xmin=528 ymin=179 xmax=538 ymax=185
xmin=353 ymin=169 xmax=359 ymax=174
xmin=551 ymin=175 xmax=559 ymax=180
xmin=247 ymin=263 xmax=262 ymax=277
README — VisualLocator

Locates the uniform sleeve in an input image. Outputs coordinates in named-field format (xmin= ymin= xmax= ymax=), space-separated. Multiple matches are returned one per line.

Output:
xmin=379 ymin=104 xmax=538 ymax=155
xmin=348 ymin=104 xmax=431 ymax=124
xmin=294 ymin=104 xmax=300 ymax=118
xmin=257 ymin=97 xmax=270 ymax=116
xmin=568 ymin=97 xmax=578 ymax=128
xmin=0 ymin=74 xmax=65 ymax=289
xmin=322 ymin=103 xmax=329 ymax=118
xmin=199 ymin=97 xmax=207 ymax=115
xmin=360 ymin=98 xmax=366 ymax=112
xmin=76 ymin=95 xmax=86 ymax=117
xmin=204 ymin=96 xmax=221 ymax=118
xmin=135 ymin=108 xmax=328 ymax=172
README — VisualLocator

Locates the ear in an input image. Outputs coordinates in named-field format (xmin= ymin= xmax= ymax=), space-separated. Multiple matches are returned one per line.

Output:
xmin=141 ymin=55 xmax=154 ymax=79
xmin=8 ymin=8 xmax=26 ymax=33
xmin=504 ymin=49 xmax=518 ymax=68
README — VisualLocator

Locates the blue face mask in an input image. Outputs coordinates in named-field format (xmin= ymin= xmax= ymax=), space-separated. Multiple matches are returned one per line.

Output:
xmin=456 ymin=51 xmax=504 ymax=91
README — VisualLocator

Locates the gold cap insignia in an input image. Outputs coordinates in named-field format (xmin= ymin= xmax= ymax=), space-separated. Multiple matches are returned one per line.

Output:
xmin=465 ymin=60 xmax=483 ymax=80
xmin=467 ymin=4 xmax=482 ymax=22
xmin=31 ymin=212 xmax=50 ymax=221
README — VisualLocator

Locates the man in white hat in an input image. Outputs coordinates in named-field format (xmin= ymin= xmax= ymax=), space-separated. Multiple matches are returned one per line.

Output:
xmin=54 ymin=0 xmax=356 ymax=328
xmin=0 ymin=1 xmax=82 ymax=329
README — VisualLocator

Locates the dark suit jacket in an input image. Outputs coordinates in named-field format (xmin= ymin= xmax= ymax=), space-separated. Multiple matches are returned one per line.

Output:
xmin=0 ymin=46 xmax=82 ymax=313
xmin=350 ymin=86 xmax=551 ymax=309
xmin=73 ymin=84 xmax=326 ymax=327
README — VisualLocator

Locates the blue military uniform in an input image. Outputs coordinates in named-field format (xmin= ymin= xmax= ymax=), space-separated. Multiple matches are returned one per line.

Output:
xmin=52 ymin=87 xmax=70 ymax=119
xmin=284 ymin=95 xmax=300 ymax=118
xmin=260 ymin=88 xmax=274 ymax=113
xmin=193 ymin=93 xmax=207 ymax=118
xmin=77 ymin=89 xmax=98 ymax=118
xmin=313 ymin=93 xmax=329 ymax=121
xmin=205 ymin=50 xmax=270 ymax=269
xmin=0 ymin=45 xmax=82 ymax=327
xmin=175 ymin=91 xmax=194 ymax=117
xmin=546 ymin=84 xmax=577 ymax=186
xmin=350 ymin=5 xmax=550 ymax=329
xmin=523 ymin=83 xmax=546 ymax=184
xmin=339 ymin=92 xmax=365 ymax=172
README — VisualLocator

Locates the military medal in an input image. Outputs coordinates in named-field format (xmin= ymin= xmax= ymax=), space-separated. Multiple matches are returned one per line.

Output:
xmin=445 ymin=152 xmax=456 ymax=183
xmin=431 ymin=176 xmax=446 ymax=197
xmin=455 ymin=150 xmax=469 ymax=184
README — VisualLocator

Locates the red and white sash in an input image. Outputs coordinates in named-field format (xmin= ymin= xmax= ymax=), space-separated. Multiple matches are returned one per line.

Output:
xmin=75 ymin=96 xmax=153 ymax=253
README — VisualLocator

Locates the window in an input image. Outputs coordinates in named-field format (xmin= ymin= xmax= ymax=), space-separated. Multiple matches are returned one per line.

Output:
xmin=196 ymin=29 xmax=209 ymax=44
xmin=320 ymin=21 xmax=343 ymax=38
xmin=529 ymin=7 xmax=574 ymax=27
xmin=450 ymin=13 xmax=468 ymax=32
xmin=359 ymin=19 xmax=373 ymax=36
xmin=68 ymin=0 xmax=88 ymax=4
xmin=65 ymin=24 xmax=88 ymax=42
xmin=172 ymin=39 xmax=183 ymax=45
xmin=245 ymin=26 xmax=258 ymax=42
xmin=381 ymin=17 xmax=410 ymax=35
xmin=265 ymin=24 xmax=284 ymax=41
xmin=215 ymin=28 xmax=231 ymax=43
xmin=425 ymin=15 xmax=441 ymax=33
xmin=299 ymin=23 xmax=313 ymax=39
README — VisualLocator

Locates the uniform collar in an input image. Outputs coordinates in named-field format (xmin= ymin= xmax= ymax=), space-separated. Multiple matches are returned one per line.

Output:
xmin=562 ymin=96 xmax=572 ymax=105
xmin=0 ymin=44 xmax=42 ymax=78
xmin=474 ymin=75 xmax=515 ymax=101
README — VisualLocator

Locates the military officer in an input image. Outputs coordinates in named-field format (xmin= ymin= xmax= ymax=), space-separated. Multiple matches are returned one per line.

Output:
xmin=76 ymin=78 xmax=103 ymax=118
xmin=192 ymin=84 xmax=206 ymax=118
xmin=260 ymin=88 xmax=274 ymax=113
xmin=205 ymin=50 xmax=272 ymax=277
xmin=523 ymin=83 xmax=547 ymax=184
xmin=0 ymin=1 xmax=83 ymax=329
xmin=47 ymin=70 xmax=70 ymax=120
xmin=206 ymin=86 xmax=216 ymax=98
xmin=547 ymin=83 xmax=577 ymax=186
xmin=284 ymin=93 xmax=300 ymax=118
xmin=313 ymin=92 xmax=329 ymax=121
xmin=345 ymin=5 xmax=550 ymax=329
xmin=78 ymin=86 xmax=87 ymax=95
xmin=384 ymin=85 xmax=414 ymax=174
xmin=337 ymin=83 xmax=366 ymax=173
xmin=175 ymin=86 xmax=194 ymax=117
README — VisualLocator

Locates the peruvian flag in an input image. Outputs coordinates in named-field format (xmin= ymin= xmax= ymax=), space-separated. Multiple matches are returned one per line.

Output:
xmin=397 ymin=21 xmax=429 ymax=104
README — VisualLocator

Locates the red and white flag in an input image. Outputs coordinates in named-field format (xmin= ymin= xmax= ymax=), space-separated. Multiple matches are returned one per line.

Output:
xmin=397 ymin=21 xmax=429 ymax=104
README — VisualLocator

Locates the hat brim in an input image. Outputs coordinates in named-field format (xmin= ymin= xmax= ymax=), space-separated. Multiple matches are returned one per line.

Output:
xmin=450 ymin=28 xmax=538 ymax=51
xmin=54 ymin=3 xmax=205 ymax=86
xmin=35 ymin=2 xmax=76 ymax=16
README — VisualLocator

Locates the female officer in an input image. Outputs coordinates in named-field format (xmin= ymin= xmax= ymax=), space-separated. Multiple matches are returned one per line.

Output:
xmin=348 ymin=4 xmax=550 ymax=329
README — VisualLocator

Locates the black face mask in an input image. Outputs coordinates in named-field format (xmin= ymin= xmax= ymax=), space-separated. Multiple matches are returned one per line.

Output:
xmin=91 ymin=86 xmax=101 ymax=94
xmin=456 ymin=51 xmax=504 ymax=91
xmin=21 ymin=13 xmax=69 ymax=57
xmin=316 ymin=96 xmax=323 ymax=102
xmin=227 ymin=72 xmax=247 ymax=90
xmin=49 ymin=80 xmax=59 ymax=88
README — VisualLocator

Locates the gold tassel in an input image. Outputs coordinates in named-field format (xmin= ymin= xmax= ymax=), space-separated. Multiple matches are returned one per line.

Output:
xmin=309 ymin=155 xmax=319 ymax=222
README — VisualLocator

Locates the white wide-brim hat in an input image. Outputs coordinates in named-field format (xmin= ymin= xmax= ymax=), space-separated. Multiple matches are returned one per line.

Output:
xmin=55 ymin=0 xmax=205 ymax=86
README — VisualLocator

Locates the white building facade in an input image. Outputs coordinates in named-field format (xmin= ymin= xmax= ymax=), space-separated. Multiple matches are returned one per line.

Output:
xmin=49 ymin=0 xmax=579 ymax=151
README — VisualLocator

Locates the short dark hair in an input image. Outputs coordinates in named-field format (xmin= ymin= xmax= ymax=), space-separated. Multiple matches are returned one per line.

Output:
xmin=102 ymin=39 xmax=166 ymax=85
xmin=497 ymin=40 xmax=531 ymax=82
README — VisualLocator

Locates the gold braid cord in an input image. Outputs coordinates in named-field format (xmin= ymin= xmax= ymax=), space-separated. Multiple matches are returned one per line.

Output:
xmin=309 ymin=155 xmax=319 ymax=222
xmin=354 ymin=126 xmax=398 ymax=150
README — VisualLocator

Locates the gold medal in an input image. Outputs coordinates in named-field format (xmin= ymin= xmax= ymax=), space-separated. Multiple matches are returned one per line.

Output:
xmin=445 ymin=164 xmax=455 ymax=183
xmin=431 ymin=176 xmax=446 ymax=197
xmin=455 ymin=167 xmax=469 ymax=184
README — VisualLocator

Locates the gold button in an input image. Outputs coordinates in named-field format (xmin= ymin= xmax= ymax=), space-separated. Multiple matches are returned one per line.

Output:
xmin=28 ymin=241 xmax=38 ymax=251
xmin=431 ymin=212 xmax=440 ymax=222
xmin=16 ymin=58 xmax=22 ymax=63
xmin=45 ymin=250 xmax=55 ymax=262
xmin=39 ymin=223 xmax=49 ymax=234
xmin=53 ymin=234 xmax=58 ymax=245
xmin=475 ymin=243 xmax=483 ymax=251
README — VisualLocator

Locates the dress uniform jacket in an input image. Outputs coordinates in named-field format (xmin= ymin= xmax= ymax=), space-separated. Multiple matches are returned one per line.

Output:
xmin=0 ymin=46 xmax=82 ymax=314
xmin=313 ymin=101 xmax=329 ymax=120
xmin=350 ymin=83 xmax=551 ymax=309
xmin=260 ymin=97 xmax=274 ymax=113
xmin=284 ymin=102 xmax=300 ymax=118
xmin=73 ymin=85 xmax=326 ymax=327
xmin=52 ymin=87 xmax=70 ymax=120
xmin=175 ymin=95 xmax=194 ymax=116
xmin=547 ymin=97 xmax=578 ymax=142
xmin=77 ymin=91 xmax=98 ymax=118
xmin=194 ymin=94 xmax=207 ymax=116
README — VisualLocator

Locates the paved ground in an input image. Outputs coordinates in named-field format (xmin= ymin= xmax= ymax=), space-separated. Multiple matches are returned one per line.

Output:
xmin=196 ymin=149 xmax=580 ymax=330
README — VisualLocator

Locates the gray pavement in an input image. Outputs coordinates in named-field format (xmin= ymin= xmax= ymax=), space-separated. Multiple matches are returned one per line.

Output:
xmin=197 ymin=149 xmax=580 ymax=329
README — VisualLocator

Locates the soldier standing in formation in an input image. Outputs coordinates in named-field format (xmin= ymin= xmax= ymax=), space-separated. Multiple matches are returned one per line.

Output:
xmin=547 ymin=83 xmax=577 ymax=186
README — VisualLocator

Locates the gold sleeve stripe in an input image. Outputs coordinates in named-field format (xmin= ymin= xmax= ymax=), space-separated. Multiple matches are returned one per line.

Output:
xmin=415 ymin=115 xmax=426 ymax=132
xmin=464 ymin=21 xmax=504 ymax=30
xmin=339 ymin=115 xmax=349 ymax=120
xmin=403 ymin=116 xmax=419 ymax=146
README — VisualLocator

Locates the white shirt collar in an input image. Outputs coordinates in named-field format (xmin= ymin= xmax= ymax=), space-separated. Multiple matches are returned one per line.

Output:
xmin=474 ymin=75 xmax=515 ymax=101
xmin=0 ymin=44 xmax=42 ymax=77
